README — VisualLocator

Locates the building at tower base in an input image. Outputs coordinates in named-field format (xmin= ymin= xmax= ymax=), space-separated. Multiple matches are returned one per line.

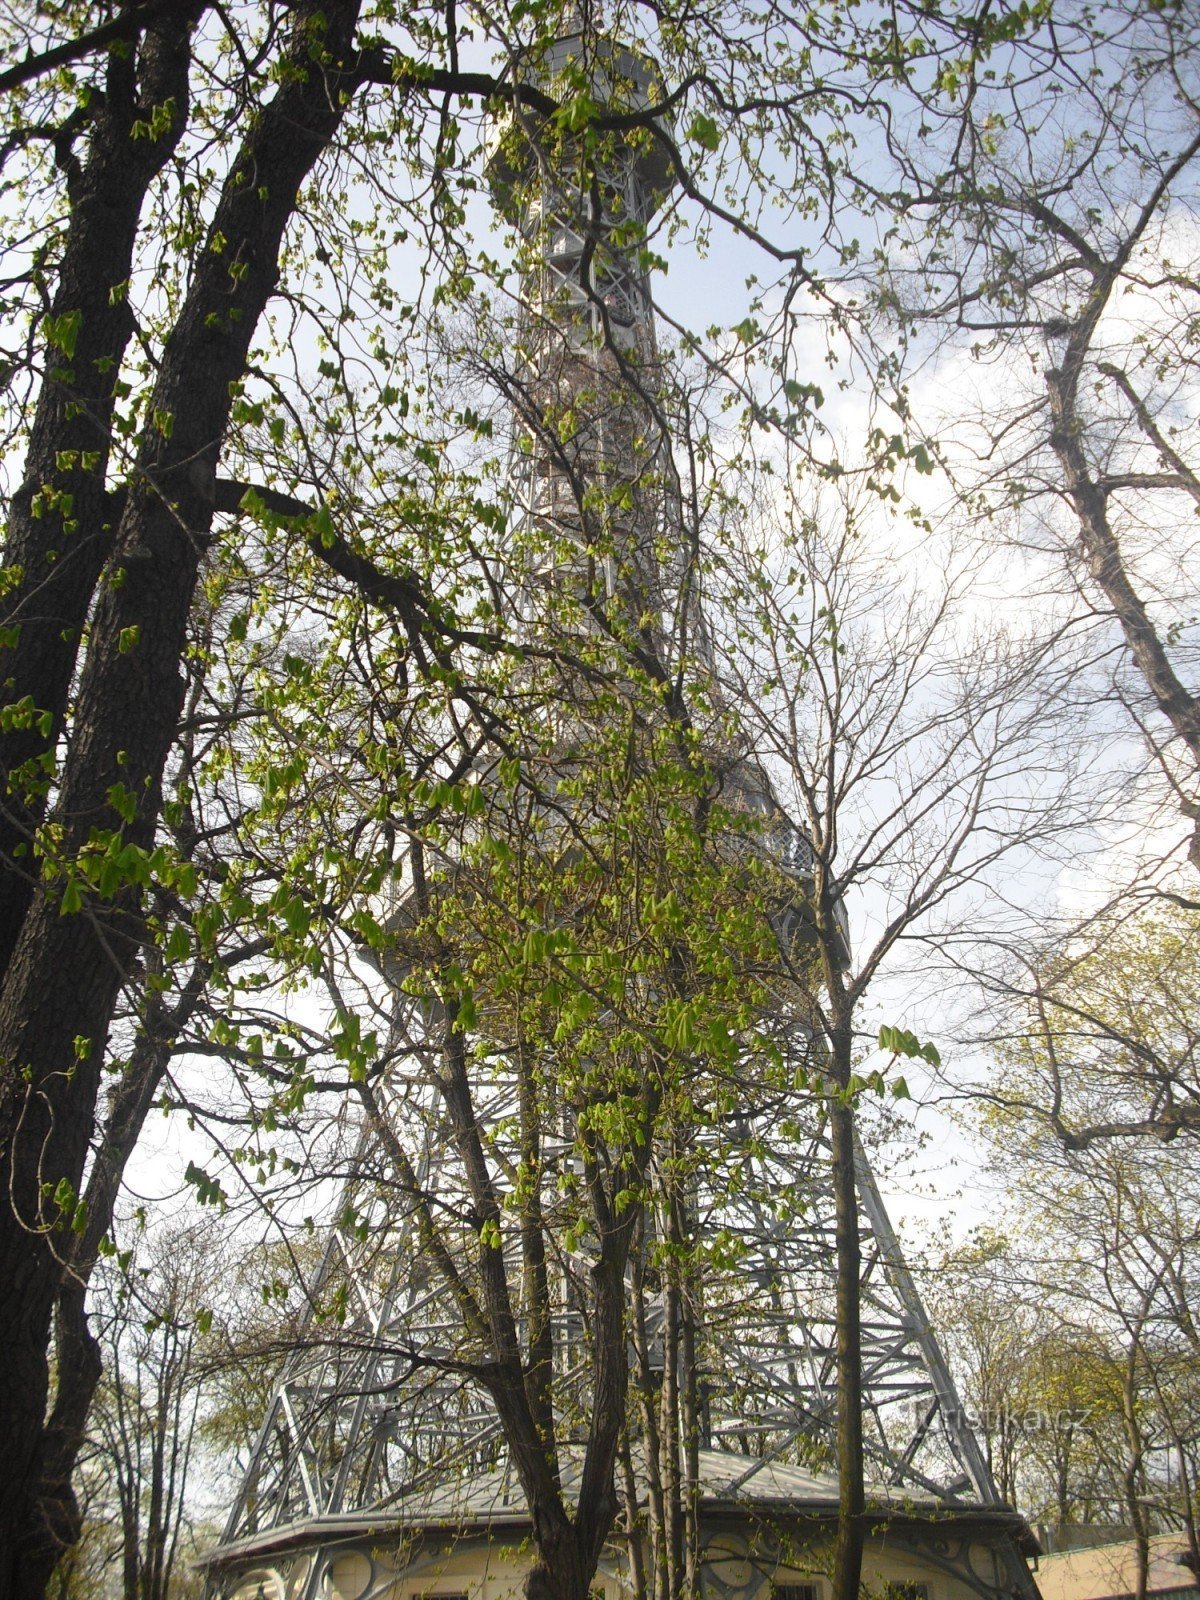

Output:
xmin=200 ymin=1450 xmax=1039 ymax=1600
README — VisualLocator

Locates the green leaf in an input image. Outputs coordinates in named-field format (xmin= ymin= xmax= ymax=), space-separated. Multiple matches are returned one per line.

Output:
xmin=455 ymin=991 xmax=478 ymax=1030
xmin=783 ymin=378 xmax=825 ymax=411
xmin=687 ymin=112 xmax=721 ymax=151
xmin=106 ymin=781 xmax=139 ymax=824
xmin=311 ymin=504 xmax=336 ymax=547
xmin=879 ymin=1022 xmax=940 ymax=1068
xmin=42 ymin=309 xmax=81 ymax=358
xmin=184 ymin=1161 xmax=227 ymax=1208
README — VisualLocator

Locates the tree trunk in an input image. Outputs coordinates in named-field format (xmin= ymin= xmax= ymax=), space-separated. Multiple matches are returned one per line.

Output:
xmin=1045 ymin=360 xmax=1200 ymax=872
xmin=630 ymin=1222 xmax=668 ymax=1600
xmin=680 ymin=1273 xmax=701 ymax=1600
xmin=525 ymin=1528 xmax=595 ymax=1600
xmin=0 ymin=11 xmax=195 ymax=974
xmin=620 ymin=1435 xmax=649 ymax=1600
xmin=1119 ymin=1331 xmax=1149 ymax=1600
xmin=659 ymin=1253 xmax=683 ymax=1600
xmin=0 ymin=6 xmax=364 ymax=1590
xmin=830 ymin=1090 xmax=865 ymax=1600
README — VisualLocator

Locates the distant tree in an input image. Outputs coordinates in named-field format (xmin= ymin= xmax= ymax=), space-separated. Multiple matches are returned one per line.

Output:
xmin=873 ymin=0 xmax=1200 ymax=877
xmin=58 ymin=1225 xmax=231 ymax=1600
xmin=964 ymin=901 xmax=1200 ymax=1151
xmin=962 ymin=1080 xmax=1200 ymax=1596
xmin=924 ymin=1233 xmax=1130 ymax=1526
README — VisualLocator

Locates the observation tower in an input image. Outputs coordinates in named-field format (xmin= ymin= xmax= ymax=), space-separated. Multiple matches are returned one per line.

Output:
xmin=202 ymin=19 xmax=1040 ymax=1600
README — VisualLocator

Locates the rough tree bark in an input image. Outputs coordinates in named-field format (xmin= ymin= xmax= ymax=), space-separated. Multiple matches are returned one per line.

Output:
xmin=0 ymin=9 xmax=197 ymax=974
xmin=0 ymin=3 xmax=365 ymax=1590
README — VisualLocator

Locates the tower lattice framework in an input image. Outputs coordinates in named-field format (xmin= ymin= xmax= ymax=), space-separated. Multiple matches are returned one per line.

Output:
xmin=207 ymin=24 xmax=1037 ymax=1600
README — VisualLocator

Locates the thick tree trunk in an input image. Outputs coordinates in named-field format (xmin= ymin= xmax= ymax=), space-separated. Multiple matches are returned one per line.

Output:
xmin=520 ymin=1280 xmax=624 ymax=1600
xmin=0 ymin=6 xmax=364 ymax=1591
xmin=525 ymin=1528 xmax=596 ymax=1600
xmin=516 ymin=1226 xmax=628 ymax=1600
xmin=0 ymin=12 xmax=195 ymax=975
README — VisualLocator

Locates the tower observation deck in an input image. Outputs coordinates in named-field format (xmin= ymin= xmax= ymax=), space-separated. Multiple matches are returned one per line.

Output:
xmin=203 ymin=19 xmax=1039 ymax=1600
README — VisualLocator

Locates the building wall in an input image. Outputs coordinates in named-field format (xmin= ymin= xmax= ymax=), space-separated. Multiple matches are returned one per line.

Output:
xmin=221 ymin=1514 xmax=1026 ymax=1600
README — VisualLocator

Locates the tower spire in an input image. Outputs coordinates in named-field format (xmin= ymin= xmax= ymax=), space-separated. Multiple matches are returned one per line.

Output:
xmin=485 ymin=11 xmax=676 ymax=643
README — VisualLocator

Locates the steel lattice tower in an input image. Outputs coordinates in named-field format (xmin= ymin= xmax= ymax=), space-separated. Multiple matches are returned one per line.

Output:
xmin=204 ymin=21 xmax=1039 ymax=1600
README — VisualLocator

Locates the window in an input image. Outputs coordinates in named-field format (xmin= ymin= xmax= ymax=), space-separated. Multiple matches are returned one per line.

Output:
xmin=773 ymin=1583 xmax=821 ymax=1600
xmin=884 ymin=1583 xmax=930 ymax=1600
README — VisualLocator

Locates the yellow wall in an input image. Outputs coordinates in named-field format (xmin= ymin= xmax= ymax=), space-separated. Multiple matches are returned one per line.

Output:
xmin=222 ymin=1521 xmax=1016 ymax=1600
